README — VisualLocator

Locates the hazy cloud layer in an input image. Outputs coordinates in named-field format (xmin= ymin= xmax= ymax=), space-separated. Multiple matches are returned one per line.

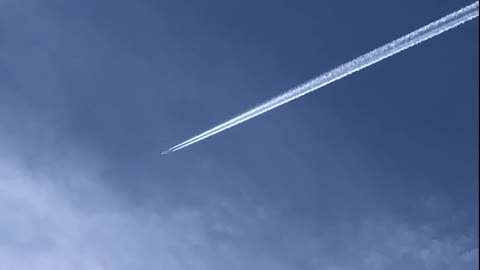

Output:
xmin=1 ymin=104 xmax=477 ymax=270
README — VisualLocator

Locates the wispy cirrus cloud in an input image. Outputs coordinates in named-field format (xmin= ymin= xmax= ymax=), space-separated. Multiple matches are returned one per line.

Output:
xmin=0 ymin=103 xmax=300 ymax=270
xmin=0 ymin=104 xmax=478 ymax=270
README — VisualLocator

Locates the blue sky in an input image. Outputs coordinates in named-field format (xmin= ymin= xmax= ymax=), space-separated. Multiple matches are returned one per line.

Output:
xmin=0 ymin=0 xmax=478 ymax=269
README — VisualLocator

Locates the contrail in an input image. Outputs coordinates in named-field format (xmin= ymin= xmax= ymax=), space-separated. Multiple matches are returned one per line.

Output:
xmin=163 ymin=2 xmax=479 ymax=155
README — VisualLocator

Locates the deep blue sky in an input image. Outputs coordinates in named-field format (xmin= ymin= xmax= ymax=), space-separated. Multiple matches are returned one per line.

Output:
xmin=0 ymin=0 xmax=478 ymax=269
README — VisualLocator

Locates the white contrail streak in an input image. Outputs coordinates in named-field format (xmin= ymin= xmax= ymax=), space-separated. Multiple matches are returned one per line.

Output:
xmin=163 ymin=2 xmax=479 ymax=155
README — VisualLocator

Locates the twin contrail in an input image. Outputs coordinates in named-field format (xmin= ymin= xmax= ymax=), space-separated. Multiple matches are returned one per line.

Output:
xmin=163 ymin=2 xmax=479 ymax=155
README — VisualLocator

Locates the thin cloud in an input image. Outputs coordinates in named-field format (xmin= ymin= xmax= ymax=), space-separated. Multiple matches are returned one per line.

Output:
xmin=0 ymin=106 xmax=478 ymax=270
xmin=164 ymin=2 xmax=479 ymax=154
